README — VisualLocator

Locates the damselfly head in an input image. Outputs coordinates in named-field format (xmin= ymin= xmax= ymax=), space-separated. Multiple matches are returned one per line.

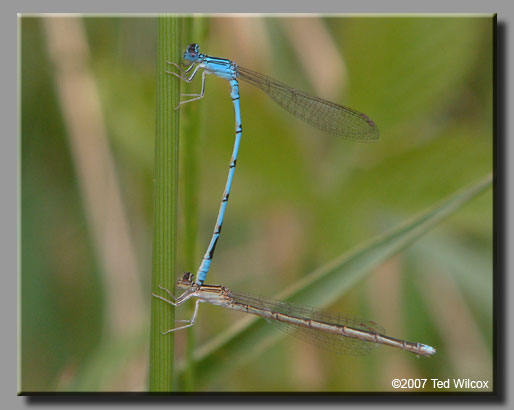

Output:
xmin=184 ymin=43 xmax=201 ymax=62
xmin=177 ymin=272 xmax=195 ymax=288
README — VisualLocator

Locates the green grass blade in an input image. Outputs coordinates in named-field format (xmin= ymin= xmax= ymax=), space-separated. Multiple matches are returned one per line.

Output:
xmin=180 ymin=174 xmax=492 ymax=386
xmin=149 ymin=15 xmax=181 ymax=392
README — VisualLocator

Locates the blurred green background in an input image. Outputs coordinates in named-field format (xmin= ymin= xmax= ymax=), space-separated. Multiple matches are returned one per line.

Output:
xmin=20 ymin=15 xmax=493 ymax=392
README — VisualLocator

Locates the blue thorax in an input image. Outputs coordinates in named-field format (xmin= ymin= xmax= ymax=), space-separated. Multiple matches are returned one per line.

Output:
xmin=183 ymin=43 xmax=236 ymax=80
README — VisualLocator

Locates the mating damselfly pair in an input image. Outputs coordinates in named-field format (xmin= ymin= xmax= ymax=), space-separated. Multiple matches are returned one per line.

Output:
xmin=154 ymin=44 xmax=435 ymax=357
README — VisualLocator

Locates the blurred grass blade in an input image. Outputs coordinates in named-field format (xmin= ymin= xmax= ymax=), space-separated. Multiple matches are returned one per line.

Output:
xmin=179 ymin=174 xmax=492 ymax=386
xmin=411 ymin=233 xmax=492 ymax=317
xmin=179 ymin=17 xmax=209 ymax=392
xmin=149 ymin=16 xmax=181 ymax=392
xmin=70 ymin=329 xmax=147 ymax=391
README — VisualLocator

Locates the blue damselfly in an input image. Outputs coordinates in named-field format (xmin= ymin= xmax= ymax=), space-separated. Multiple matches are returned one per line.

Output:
xmin=168 ymin=44 xmax=379 ymax=285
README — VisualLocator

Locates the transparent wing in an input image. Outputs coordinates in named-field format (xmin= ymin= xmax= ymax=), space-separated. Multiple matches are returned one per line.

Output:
xmin=237 ymin=66 xmax=379 ymax=142
xmin=231 ymin=291 xmax=385 ymax=356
